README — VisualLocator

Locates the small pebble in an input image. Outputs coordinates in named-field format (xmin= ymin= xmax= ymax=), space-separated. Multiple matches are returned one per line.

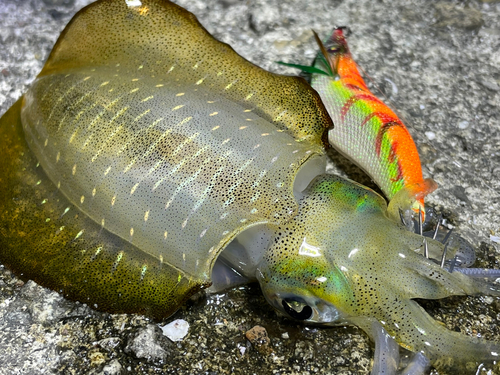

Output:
xmin=100 ymin=359 xmax=122 ymax=375
xmin=481 ymin=79 xmax=500 ymax=92
xmin=483 ymin=296 xmax=494 ymax=305
xmin=245 ymin=325 xmax=272 ymax=355
xmin=125 ymin=325 xmax=168 ymax=361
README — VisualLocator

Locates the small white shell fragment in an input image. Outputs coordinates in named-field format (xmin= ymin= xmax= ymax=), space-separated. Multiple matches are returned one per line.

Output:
xmin=159 ymin=319 xmax=189 ymax=341
xmin=490 ymin=235 xmax=500 ymax=244
xmin=425 ymin=131 xmax=436 ymax=140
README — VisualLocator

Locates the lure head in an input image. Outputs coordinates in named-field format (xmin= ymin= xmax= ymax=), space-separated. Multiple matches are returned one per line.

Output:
xmin=321 ymin=26 xmax=351 ymax=57
xmin=311 ymin=26 xmax=357 ymax=81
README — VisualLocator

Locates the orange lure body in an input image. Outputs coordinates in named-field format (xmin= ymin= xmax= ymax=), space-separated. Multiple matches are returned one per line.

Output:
xmin=284 ymin=28 xmax=436 ymax=221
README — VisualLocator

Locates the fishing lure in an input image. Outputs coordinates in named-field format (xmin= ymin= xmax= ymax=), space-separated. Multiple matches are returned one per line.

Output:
xmin=279 ymin=27 xmax=435 ymax=224
xmin=0 ymin=1 xmax=498 ymax=374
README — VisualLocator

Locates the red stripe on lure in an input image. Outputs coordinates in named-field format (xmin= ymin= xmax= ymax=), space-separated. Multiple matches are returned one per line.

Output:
xmin=280 ymin=27 xmax=436 ymax=222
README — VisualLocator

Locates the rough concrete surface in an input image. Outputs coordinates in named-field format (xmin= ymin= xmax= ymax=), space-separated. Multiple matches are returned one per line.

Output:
xmin=0 ymin=0 xmax=499 ymax=374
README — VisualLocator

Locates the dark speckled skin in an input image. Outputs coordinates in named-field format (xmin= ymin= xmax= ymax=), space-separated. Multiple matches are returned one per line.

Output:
xmin=0 ymin=0 xmax=331 ymax=320
xmin=0 ymin=98 xmax=203 ymax=318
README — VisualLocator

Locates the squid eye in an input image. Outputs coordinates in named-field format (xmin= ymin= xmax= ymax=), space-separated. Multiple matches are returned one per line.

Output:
xmin=282 ymin=298 xmax=313 ymax=321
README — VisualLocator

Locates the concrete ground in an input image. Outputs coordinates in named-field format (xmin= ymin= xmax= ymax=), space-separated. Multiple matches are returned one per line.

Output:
xmin=0 ymin=0 xmax=499 ymax=374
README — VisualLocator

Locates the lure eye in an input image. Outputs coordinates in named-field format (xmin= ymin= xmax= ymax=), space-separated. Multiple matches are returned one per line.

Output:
xmin=282 ymin=298 xmax=313 ymax=321
xmin=328 ymin=46 xmax=340 ymax=53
